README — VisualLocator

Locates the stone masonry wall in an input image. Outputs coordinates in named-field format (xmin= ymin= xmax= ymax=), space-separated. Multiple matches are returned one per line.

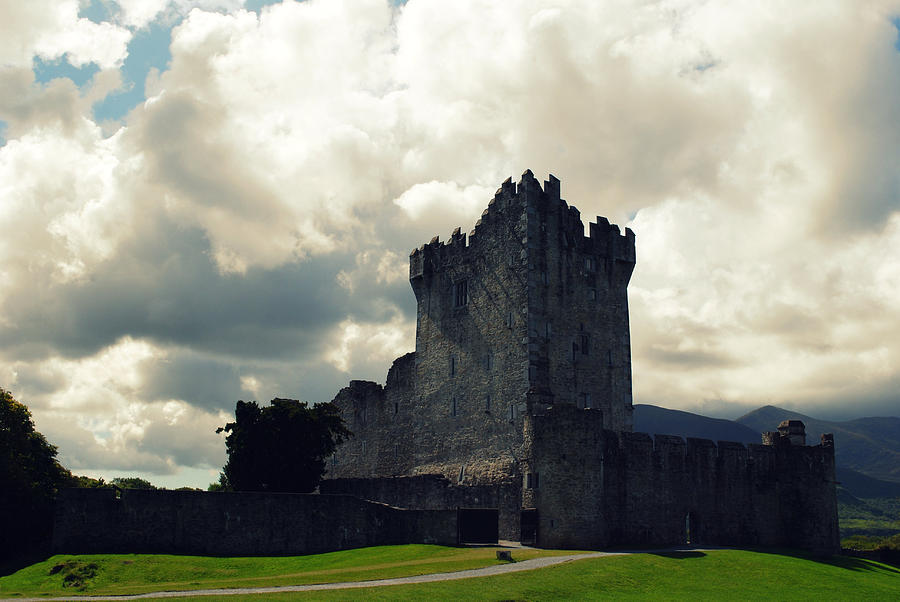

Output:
xmin=526 ymin=406 xmax=840 ymax=555
xmin=52 ymin=488 xmax=457 ymax=556
xmin=329 ymin=172 xmax=636 ymax=486
xmin=320 ymin=475 xmax=521 ymax=541
xmin=521 ymin=171 xmax=635 ymax=430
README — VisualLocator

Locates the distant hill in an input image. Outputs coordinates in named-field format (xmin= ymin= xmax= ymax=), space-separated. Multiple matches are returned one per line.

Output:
xmin=633 ymin=405 xmax=761 ymax=444
xmin=737 ymin=406 xmax=900 ymax=484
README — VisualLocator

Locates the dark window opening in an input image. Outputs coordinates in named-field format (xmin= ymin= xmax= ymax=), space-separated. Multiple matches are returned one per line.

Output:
xmin=580 ymin=333 xmax=590 ymax=355
xmin=526 ymin=472 xmax=540 ymax=489
xmin=394 ymin=402 xmax=399 ymax=414
xmin=451 ymin=398 xmax=457 ymax=417
xmin=454 ymin=279 xmax=468 ymax=307
xmin=485 ymin=394 xmax=491 ymax=413
xmin=581 ymin=392 xmax=592 ymax=409
xmin=450 ymin=355 xmax=456 ymax=377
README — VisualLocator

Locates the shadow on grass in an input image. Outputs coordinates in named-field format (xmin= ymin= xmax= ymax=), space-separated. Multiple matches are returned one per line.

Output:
xmin=0 ymin=550 xmax=51 ymax=579
xmin=750 ymin=547 xmax=900 ymax=574
xmin=648 ymin=551 xmax=707 ymax=560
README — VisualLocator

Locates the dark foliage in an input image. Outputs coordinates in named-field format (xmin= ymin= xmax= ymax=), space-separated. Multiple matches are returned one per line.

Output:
xmin=0 ymin=388 xmax=75 ymax=561
xmin=207 ymin=472 xmax=231 ymax=492
xmin=217 ymin=398 xmax=351 ymax=493
xmin=111 ymin=477 xmax=158 ymax=490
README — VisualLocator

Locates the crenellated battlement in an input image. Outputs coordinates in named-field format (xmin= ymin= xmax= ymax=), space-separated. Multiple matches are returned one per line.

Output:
xmin=409 ymin=171 xmax=635 ymax=283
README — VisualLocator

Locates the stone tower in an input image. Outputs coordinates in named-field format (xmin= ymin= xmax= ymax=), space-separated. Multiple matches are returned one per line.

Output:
xmin=330 ymin=170 xmax=635 ymax=484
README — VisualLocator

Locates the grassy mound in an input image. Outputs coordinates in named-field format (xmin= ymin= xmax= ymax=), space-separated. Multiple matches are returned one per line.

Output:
xmin=2 ymin=547 xmax=898 ymax=600
xmin=0 ymin=545 xmax=570 ymax=597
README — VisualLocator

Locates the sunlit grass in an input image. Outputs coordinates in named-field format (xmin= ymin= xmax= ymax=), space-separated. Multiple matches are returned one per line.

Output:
xmin=0 ymin=545 xmax=573 ymax=597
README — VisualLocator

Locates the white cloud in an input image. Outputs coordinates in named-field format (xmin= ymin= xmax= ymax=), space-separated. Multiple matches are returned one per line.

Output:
xmin=0 ymin=0 xmax=131 ymax=69
xmin=4 ymin=0 xmax=900 ymax=484
xmin=325 ymin=315 xmax=414 ymax=375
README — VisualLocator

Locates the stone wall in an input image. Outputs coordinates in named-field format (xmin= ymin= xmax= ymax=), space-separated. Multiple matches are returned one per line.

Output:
xmin=521 ymin=172 xmax=635 ymax=431
xmin=52 ymin=488 xmax=457 ymax=556
xmin=321 ymin=474 xmax=521 ymax=541
xmin=526 ymin=406 xmax=840 ymax=555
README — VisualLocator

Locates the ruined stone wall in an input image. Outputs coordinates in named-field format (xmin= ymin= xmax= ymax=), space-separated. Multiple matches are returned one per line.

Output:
xmin=331 ymin=175 xmax=539 ymax=484
xmin=320 ymin=475 xmax=522 ymax=541
xmin=526 ymin=406 xmax=840 ymax=555
xmin=53 ymin=488 xmax=457 ymax=556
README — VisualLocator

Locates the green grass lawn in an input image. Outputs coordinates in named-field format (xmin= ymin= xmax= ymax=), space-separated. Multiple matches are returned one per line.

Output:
xmin=196 ymin=550 xmax=900 ymax=602
xmin=0 ymin=545 xmax=573 ymax=597
xmin=2 ymin=547 xmax=898 ymax=601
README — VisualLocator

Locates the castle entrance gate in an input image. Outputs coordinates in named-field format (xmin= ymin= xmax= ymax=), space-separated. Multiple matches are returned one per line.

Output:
xmin=457 ymin=508 xmax=499 ymax=544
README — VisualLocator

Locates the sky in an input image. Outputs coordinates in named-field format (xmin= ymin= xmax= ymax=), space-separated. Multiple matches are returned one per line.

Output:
xmin=2 ymin=0 xmax=900 ymax=489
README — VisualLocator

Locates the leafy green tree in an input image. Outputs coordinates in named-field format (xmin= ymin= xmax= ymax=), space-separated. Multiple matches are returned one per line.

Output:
xmin=111 ymin=476 xmax=158 ymax=490
xmin=216 ymin=398 xmax=351 ymax=493
xmin=207 ymin=472 xmax=231 ymax=492
xmin=0 ymin=388 xmax=73 ymax=560
xmin=72 ymin=475 xmax=107 ymax=488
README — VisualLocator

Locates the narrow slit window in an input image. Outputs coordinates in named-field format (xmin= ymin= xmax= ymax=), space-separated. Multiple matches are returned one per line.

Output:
xmin=454 ymin=279 xmax=468 ymax=307
xmin=450 ymin=355 xmax=456 ymax=377
xmin=451 ymin=398 xmax=457 ymax=417
xmin=485 ymin=394 xmax=491 ymax=413
xmin=580 ymin=333 xmax=590 ymax=355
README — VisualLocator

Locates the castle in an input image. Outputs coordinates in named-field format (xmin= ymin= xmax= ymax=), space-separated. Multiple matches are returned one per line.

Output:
xmin=50 ymin=171 xmax=840 ymax=557
xmin=324 ymin=170 xmax=840 ymax=555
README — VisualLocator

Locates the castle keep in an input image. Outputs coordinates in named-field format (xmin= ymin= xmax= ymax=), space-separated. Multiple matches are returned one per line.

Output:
xmin=51 ymin=171 xmax=839 ymax=556
xmin=326 ymin=171 xmax=840 ymax=555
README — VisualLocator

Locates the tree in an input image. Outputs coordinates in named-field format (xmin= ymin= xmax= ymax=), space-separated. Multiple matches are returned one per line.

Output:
xmin=216 ymin=398 xmax=351 ymax=493
xmin=0 ymin=388 xmax=74 ymax=560
xmin=111 ymin=476 xmax=158 ymax=490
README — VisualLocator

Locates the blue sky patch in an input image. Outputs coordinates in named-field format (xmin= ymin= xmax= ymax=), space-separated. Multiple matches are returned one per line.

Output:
xmin=79 ymin=0 xmax=116 ymax=24
xmin=0 ymin=120 xmax=7 ymax=147
xmin=246 ymin=0 xmax=284 ymax=12
xmin=893 ymin=17 xmax=900 ymax=51
xmin=33 ymin=56 xmax=101 ymax=88
xmin=92 ymin=21 xmax=173 ymax=122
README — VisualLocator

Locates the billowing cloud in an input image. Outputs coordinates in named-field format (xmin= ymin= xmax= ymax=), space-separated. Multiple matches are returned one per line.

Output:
xmin=0 ymin=0 xmax=131 ymax=69
xmin=3 ymin=0 xmax=900 ymax=484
